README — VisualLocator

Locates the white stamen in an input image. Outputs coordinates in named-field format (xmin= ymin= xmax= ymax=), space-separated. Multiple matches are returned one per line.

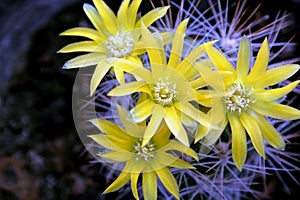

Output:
xmin=224 ymin=83 xmax=255 ymax=114
xmin=134 ymin=137 xmax=155 ymax=161
xmin=105 ymin=32 xmax=134 ymax=58
xmin=153 ymin=77 xmax=177 ymax=106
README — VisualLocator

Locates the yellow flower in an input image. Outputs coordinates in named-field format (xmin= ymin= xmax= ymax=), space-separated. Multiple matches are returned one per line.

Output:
xmin=108 ymin=19 xmax=220 ymax=147
xmin=89 ymin=105 xmax=198 ymax=200
xmin=202 ymin=36 xmax=300 ymax=170
xmin=58 ymin=0 xmax=170 ymax=95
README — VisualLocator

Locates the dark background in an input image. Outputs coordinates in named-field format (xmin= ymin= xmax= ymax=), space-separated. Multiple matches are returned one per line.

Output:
xmin=0 ymin=0 xmax=299 ymax=199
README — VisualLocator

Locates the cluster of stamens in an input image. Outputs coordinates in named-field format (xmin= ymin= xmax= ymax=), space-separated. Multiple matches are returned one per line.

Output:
xmin=224 ymin=83 xmax=255 ymax=114
xmin=153 ymin=77 xmax=177 ymax=107
xmin=134 ymin=137 xmax=156 ymax=161
xmin=105 ymin=32 xmax=134 ymax=58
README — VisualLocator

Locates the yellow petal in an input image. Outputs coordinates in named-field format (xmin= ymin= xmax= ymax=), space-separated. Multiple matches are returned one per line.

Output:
xmin=83 ymin=3 xmax=108 ymax=36
xmin=252 ymin=100 xmax=300 ymax=120
xmin=59 ymin=27 xmax=103 ymax=42
xmin=142 ymin=172 xmax=157 ymax=200
xmin=131 ymin=173 xmax=140 ymax=200
xmin=236 ymin=37 xmax=250 ymax=80
xmin=117 ymin=0 xmax=130 ymax=30
xmin=58 ymin=41 xmax=105 ymax=53
xmin=88 ymin=134 xmax=121 ymax=151
xmin=92 ymin=0 xmax=118 ymax=34
xmin=156 ymin=152 xmax=194 ymax=169
xmin=240 ymin=112 xmax=265 ymax=158
xmin=130 ymin=99 xmax=156 ymax=122
xmin=176 ymin=41 xmax=213 ymax=77
xmin=246 ymin=37 xmax=269 ymax=81
xmin=152 ymin=124 xmax=171 ymax=148
xmin=168 ymin=158 xmax=195 ymax=169
xmin=90 ymin=59 xmax=112 ymax=95
xmin=90 ymin=118 xmax=127 ymax=139
xmin=62 ymin=53 xmax=105 ymax=69
xmin=117 ymin=105 xmax=145 ymax=137
xmin=101 ymin=151 xmax=133 ymax=162
xmin=168 ymin=19 xmax=188 ymax=68
xmin=193 ymin=62 xmax=226 ymax=92
xmin=205 ymin=42 xmax=235 ymax=72
xmin=162 ymin=140 xmax=198 ymax=160
xmin=253 ymin=64 xmax=299 ymax=88
xmin=228 ymin=114 xmax=247 ymax=171
xmin=254 ymin=80 xmax=300 ymax=101
xmin=155 ymin=167 xmax=179 ymax=200
xmin=164 ymin=106 xmax=189 ymax=146
xmin=103 ymin=171 xmax=130 ymax=193
xmin=108 ymin=81 xmax=149 ymax=96
xmin=128 ymin=0 xmax=142 ymax=28
xmin=136 ymin=6 xmax=170 ymax=28
xmin=142 ymin=105 xmax=166 ymax=146
xmin=175 ymin=102 xmax=211 ymax=127
xmin=108 ymin=58 xmax=150 ymax=80
xmin=249 ymin=111 xmax=285 ymax=150
xmin=141 ymin=23 xmax=166 ymax=66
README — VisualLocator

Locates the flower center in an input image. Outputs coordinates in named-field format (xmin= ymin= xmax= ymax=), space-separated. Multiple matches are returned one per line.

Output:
xmin=105 ymin=32 xmax=134 ymax=58
xmin=153 ymin=77 xmax=177 ymax=107
xmin=134 ymin=138 xmax=155 ymax=161
xmin=224 ymin=83 xmax=255 ymax=114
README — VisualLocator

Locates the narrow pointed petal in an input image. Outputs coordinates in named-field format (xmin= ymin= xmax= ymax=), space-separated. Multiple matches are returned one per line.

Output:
xmin=175 ymin=102 xmax=211 ymax=127
xmin=246 ymin=38 xmax=269 ymax=81
xmin=141 ymin=23 xmax=166 ymax=65
xmin=168 ymin=158 xmax=195 ymax=169
xmin=130 ymin=99 xmax=156 ymax=122
xmin=90 ymin=60 xmax=112 ymax=95
xmin=228 ymin=114 xmax=247 ymax=171
xmin=164 ymin=106 xmax=189 ymax=146
xmin=88 ymin=134 xmax=121 ymax=151
xmin=83 ymin=4 xmax=107 ymax=36
xmin=156 ymin=152 xmax=194 ymax=169
xmin=58 ymin=41 xmax=105 ymax=53
xmin=152 ymin=124 xmax=171 ymax=147
xmin=205 ymin=43 xmax=235 ymax=72
xmin=128 ymin=0 xmax=142 ymax=28
xmin=117 ymin=105 xmax=145 ymax=137
xmin=176 ymin=41 xmax=215 ymax=77
xmin=101 ymin=151 xmax=133 ymax=162
xmin=136 ymin=6 xmax=170 ymax=28
xmin=254 ymin=80 xmax=300 ymax=101
xmin=168 ymin=19 xmax=188 ymax=68
xmin=131 ymin=173 xmax=140 ymax=200
xmin=108 ymin=81 xmax=149 ymax=96
xmin=59 ymin=27 xmax=103 ymax=42
xmin=142 ymin=172 xmax=157 ymax=200
xmin=142 ymin=105 xmax=166 ymax=146
xmin=240 ymin=112 xmax=265 ymax=158
xmin=156 ymin=167 xmax=179 ymax=200
xmin=253 ymin=64 xmax=299 ymax=88
xmin=62 ymin=53 xmax=105 ymax=69
xmin=103 ymin=171 xmax=130 ymax=193
xmin=249 ymin=111 xmax=285 ymax=150
xmin=162 ymin=140 xmax=198 ymax=160
xmin=93 ymin=0 xmax=118 ymax=34
xmin=117 ymin=0 xmax=130 ymax=30
xmin=236 ymin=37 xmax=250 ymax=80
xmin=252 ymin=100 xmax=300 ymax=120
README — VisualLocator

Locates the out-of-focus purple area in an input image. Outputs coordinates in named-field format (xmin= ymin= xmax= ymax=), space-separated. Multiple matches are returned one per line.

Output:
xmin=0 ymin=0 xmax=299 ymax=199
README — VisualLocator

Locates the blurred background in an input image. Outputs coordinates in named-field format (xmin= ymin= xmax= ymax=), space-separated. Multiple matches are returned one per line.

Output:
xmin=0 ymin=0 xmax=299 ymax=199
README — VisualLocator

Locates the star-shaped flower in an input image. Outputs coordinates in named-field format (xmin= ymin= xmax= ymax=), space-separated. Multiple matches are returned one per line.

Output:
xmin=89 ymin=105 xmax=198 ymax=200
xmin=108 ymin=19 xmax=221 ymax=147
xmin=201 ymin=36 xmax=300 ymax=170
xmin=58 ymin=0 xmax=170 ymax=95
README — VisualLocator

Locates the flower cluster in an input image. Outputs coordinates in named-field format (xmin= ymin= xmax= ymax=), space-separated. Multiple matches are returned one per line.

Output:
xmin=59 ymin=0 xmax=300 ymax=199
